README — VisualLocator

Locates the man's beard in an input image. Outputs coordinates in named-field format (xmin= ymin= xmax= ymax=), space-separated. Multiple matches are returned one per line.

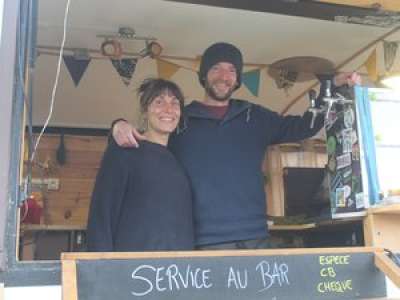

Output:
xmin=204 ymin=80 xmax=236 ymax=102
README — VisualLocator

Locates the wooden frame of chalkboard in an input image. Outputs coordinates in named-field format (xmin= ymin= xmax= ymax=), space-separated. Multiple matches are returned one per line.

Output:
xmin=61 ymin=246 xmax=400 ymax=300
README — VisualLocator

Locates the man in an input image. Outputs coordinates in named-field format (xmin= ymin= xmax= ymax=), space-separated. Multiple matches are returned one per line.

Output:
xmin=112 ymin=42 xmax=360 ymax=249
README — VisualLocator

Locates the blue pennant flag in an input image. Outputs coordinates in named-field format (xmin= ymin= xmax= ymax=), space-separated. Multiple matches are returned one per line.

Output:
xmin=242 ymin=69 xmax=261 ymax=97
xmin=111 ymin=58 xmax=138 ymax=86
xmin=63 ymin=55 xmax=91 ymax=87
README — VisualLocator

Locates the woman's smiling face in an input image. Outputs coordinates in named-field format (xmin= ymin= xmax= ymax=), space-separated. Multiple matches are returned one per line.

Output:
xmin=146 ymin=90 xmax=181 ymax=136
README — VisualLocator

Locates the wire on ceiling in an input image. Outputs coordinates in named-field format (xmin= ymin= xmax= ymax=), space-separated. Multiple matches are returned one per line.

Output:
xmin=30 ymin=0 xmax=72 ymax=163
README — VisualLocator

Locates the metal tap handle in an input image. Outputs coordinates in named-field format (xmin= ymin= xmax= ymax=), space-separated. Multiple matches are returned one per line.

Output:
xmin=308 ymin=89 xmax=317 ymax=108
xmin=310 ymin=112 xmax=317 ymax=129
xmin=325 ymin=80 xmax=332 ymax=98
xmin=308 ymin=89 xmax=319 ymax=129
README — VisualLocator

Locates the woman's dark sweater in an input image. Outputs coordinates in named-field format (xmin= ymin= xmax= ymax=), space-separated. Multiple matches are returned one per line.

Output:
xmin=87 ymin=140 xmax=194 ymax=251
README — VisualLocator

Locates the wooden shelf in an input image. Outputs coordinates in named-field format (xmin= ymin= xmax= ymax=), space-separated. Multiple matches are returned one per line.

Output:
xmin=21 ymin=224 xmax=86 ymax=231
xmin=270 ymin=223 xmax=316 ymax=231
xmin=269 ymin=217 xmax=362 ymax=231
xmin=318 ymin=217 xmax=363 ymax=226
xmin=21 ymin=218 xmax=362 ymax=233
xmin=367 ymin=204 xmax=400 ymax=215
xmin=22 ymin=223 xmax=319 ymax=232
xmin=364 ymin=204 xmax=400 ymax=249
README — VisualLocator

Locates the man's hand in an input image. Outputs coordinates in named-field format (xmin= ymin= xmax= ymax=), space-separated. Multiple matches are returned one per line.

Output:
xmin=112 ymin=120 xmax=146 ymax=148
xmin=333 ymin=72 xmax=361 ymax=87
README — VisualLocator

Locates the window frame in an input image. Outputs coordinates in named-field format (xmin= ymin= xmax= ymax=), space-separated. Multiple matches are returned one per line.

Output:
xmin=0 ymin=0 xmax=62 ymax=287
xmin=1 ymin=0 xmax=397 ymax=289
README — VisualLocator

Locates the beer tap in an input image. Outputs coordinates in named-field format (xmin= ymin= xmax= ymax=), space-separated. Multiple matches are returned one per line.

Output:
xmin=307 ymin=89 xmax=321 ymax=129
xmin=322 ymin=79 xmax=353 ymax=120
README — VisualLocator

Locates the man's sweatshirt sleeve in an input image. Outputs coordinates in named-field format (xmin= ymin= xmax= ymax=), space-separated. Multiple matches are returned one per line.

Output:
xmin=260 ymin=106 xmax=324 ymax=145
xmin=265 ymin=78 xmax=352 ymax=145
xmin=86 ymin=143 xmax=129 ymax=251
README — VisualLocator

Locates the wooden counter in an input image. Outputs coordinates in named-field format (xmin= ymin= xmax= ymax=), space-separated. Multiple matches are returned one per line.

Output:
xmin=364 ymin=204 xmax=400 ymax=250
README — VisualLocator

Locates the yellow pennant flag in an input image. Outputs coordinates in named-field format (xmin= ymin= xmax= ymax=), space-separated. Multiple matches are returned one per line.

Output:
xmin=156 ymin=59 xmax=180 ymax=79
xmin=364 ymin=49 xmax=378 ymax=82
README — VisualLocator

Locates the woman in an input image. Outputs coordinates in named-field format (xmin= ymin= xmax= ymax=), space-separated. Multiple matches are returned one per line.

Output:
xmin=87 ymin=78 xmax=194 ymax=251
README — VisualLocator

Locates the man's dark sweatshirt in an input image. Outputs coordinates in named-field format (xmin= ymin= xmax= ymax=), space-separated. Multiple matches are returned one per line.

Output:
xmin=169 ymin=99 xmax=324 ymax=246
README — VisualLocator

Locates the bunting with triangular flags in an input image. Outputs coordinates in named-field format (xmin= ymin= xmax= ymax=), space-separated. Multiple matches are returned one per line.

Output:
xmin=63 ymin=55 xmax=91 ymax=87
xmin=111 ymin=58 xmax=138 ymax=86
xmin=242 ymin=69 xmax=261 ymax=97
xmin=364 ymin=49 xmax=378 ymax=82
xmin=156 ymin=59 xmax=180 ymax=79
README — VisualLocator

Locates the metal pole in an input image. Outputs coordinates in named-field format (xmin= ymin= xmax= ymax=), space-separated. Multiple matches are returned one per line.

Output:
xmin=24 ymin=0 xmax=39 ymax=199
xmin=5 ymin=0 xmax=31 ymax=268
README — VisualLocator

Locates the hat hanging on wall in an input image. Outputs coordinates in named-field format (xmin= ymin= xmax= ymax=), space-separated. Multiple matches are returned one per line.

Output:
xmin=268 ymin=56 xmax=335 ymax=94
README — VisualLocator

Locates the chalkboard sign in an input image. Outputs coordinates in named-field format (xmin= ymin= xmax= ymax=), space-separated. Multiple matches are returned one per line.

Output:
xmin=62 ymin=247 xmax=386 ymax=300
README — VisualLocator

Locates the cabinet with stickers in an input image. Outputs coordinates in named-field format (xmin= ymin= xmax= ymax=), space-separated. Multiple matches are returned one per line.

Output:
xmin=325 ymin=89 xmax=367 ymax=218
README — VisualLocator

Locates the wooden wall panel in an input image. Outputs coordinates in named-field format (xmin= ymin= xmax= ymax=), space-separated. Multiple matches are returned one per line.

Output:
xmin=26 ymin=135 xmax=328 ymax=226
xmin=264 ymin=145 xmax=285 ymax=217
xmin=26 ymin=134 xmax=107 ymax=227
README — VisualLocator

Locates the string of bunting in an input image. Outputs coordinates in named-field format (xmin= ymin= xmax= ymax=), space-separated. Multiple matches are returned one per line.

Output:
xmin=361 ymin=40 xmax=400 ymax=83
xmin=52 ymin=46 xmax=395 ymax=95
xmin=155 ymin=57 xmax=264 ymax=97
xmin=41 ymin=31 xmax=400 ymax=97
xmin=62 ymin=55 xmax=139 ymax=87
xmin=42 ymin=49 xmax=267 ymax=97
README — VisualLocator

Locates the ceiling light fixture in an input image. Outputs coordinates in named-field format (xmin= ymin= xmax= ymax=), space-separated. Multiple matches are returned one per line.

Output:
xmin=100 ymin=39 xmax=122 ymax=59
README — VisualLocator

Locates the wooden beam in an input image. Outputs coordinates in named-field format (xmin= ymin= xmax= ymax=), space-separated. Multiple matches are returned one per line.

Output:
xmin=316 ymin=0 xmax=400 ymax=12
xmin=61 ymin=246 xmax=380 ymax=261
xmin=62 ymin=260 xmax=78 ymax=300
xmin=375 ymin=252 xmax=400 ymax=288
xmin=367 ymin=203 xmax=400 ymax=215
xmin=167 ymin=0 xmax=391 ymax=22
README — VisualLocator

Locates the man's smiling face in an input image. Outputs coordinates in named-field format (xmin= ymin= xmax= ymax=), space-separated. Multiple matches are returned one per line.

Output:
xmin=205 ymin=62 xmax=238 ymax=102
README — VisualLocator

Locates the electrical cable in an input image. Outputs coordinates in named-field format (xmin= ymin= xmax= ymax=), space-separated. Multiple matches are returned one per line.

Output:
xmin=30 ymin=0 xmax=71 ymax=163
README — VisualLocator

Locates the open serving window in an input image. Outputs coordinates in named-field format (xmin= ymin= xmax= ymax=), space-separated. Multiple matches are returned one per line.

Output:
xmin=2 ymin=0 xmax=400 ymax=293
xmin=14 ymin=0 xmax=400 ymax=259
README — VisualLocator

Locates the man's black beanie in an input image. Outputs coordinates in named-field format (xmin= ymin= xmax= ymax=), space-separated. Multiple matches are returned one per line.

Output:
xmin=198 ymin=42 xmax=243 ymax=90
